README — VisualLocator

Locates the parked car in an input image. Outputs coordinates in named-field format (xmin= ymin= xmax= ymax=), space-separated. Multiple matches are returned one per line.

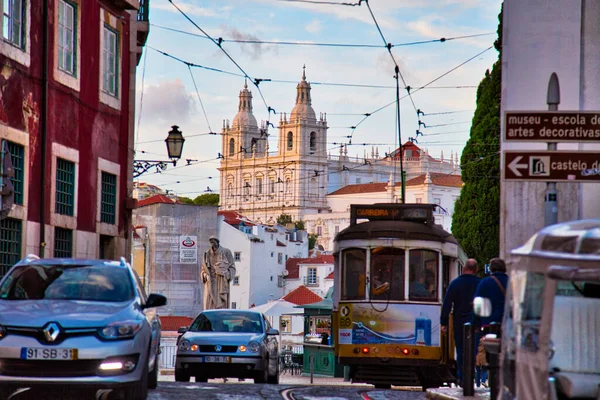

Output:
xmin=176 ymin=309 xmax=280 ymax=384
xmin=0 ymin=255 xmax=167 ymax=400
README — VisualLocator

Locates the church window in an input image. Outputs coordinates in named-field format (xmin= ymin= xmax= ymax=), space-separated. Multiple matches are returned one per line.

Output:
xmin=285 ymin=177 xmax=291 ymax=194
xmin=309 ymin=132 xmax=317 ymax=151
xmin=229 ymin=138 xmax=235 ymax=156
xmin=256 ymin=177 xmax=263 ymax=195
xmin=269 ymin=177 xmax=276 ymax=194
xmin=244 ymin=180 xmax=251 ymax=196
xmin=287 ymin=132 xmax=293 ymax=150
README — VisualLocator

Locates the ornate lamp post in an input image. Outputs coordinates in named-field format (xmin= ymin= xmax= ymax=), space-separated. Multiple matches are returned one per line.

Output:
xmin=133 ymin=125 xmax=186 ymax=177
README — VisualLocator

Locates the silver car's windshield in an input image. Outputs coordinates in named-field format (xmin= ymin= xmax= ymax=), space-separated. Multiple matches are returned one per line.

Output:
xmin=0 ymin=265 xmax=134 ymax=302
xmin=190 ymin=312 xmax=263 ymax=333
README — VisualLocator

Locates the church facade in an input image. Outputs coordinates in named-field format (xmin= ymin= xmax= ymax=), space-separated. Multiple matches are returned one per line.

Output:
xmin=219 ymin=69 xmax=461 ymax=224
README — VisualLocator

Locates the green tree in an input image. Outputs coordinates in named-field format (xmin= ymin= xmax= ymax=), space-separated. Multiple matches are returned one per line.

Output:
xmin=276 ymin=214 xmax=292 ymax=225
xmin=192 ymin=193 xmax=220 ymax=206
xmin=178 ymin=196 xmax=194 ymax=204
xmin=294 ymin=220 xmax=305 ymax=231
xmin=451 ymin=5 xmax=503 ymax=269
xmin=308 ymin=233 xmax=319 ymax=250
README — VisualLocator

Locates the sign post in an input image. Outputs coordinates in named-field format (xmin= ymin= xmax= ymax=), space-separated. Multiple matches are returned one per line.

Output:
xmin=545 ymin=73 xmax=560 ymax=226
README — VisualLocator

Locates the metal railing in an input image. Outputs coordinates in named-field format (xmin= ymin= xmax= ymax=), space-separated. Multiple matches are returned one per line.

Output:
xmin=137 ymin=0 xmax=149 ymax=21
xmin=160 ymin=344 xmax=177 ymax=369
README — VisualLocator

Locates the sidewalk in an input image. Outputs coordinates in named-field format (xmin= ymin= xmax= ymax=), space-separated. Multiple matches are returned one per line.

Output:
xmin=426 ymin=387 xmax=491 ymax=399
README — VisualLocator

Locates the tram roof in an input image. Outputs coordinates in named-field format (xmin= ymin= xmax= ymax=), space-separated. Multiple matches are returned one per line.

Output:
xmin=512 ymin=219 xmax=600 ymax=259
xmin=334 ymin=220 xmax=458 ymax=244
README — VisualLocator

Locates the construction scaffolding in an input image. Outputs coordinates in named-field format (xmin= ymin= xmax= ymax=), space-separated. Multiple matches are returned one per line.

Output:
xmin=133 ymin=203 xmax=218 ymax=317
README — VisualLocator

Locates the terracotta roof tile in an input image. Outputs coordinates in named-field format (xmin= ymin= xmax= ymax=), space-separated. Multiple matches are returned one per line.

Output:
xmin=325 ymin=271 xmax=334 ymax=280
xmin=282 ymin=285 xmax=323 ymax=306
xmin=405 ymin=173 xmax=463 ymax=188
xmin=159 ymin=316 xmax=193 ymax=331
xmin=218 ymin=210 xmax=256 ymax=226
xmin=328 ymin=182 xmax=388 ymax=196
xmin=137 ymin=194 xmax=179 ymax=207
xmin=285 ymin=255 xmax=334 ymax=279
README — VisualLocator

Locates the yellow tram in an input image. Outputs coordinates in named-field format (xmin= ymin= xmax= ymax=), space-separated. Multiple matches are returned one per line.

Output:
xmin=332 ymin=203 xmax=467 ymax=389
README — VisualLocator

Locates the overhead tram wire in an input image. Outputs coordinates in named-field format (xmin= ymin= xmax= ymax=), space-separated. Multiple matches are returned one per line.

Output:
xmin=150 ymin=23 xmax=494 ymax=49
xmin=167 ymin=0 xmax=275 ymax=123
xmin=187 ymin=65 xmax=214 ymax=134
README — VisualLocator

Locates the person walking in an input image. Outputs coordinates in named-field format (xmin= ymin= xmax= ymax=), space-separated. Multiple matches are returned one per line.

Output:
xmin=440 ymin=258 xmax=481 ymax=386
xmin=473 ymin=258 xmax=508 ymax=388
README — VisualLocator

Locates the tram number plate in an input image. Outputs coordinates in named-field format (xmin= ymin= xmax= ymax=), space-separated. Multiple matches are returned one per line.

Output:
xmin=21 ymin=348 xmax=78 ymax=360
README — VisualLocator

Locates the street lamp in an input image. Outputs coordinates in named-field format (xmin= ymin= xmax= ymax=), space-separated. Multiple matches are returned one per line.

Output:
xmin=133 ymin=125 xmax=186 ymax=177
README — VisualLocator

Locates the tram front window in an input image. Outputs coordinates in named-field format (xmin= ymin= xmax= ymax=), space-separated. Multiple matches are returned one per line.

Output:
xmin=370 ymin=247 xmax=404 ymax=300
xmin=409 ymin=249 xmax=438 ymax=301
xmin=341 ymin=248 xmax=366 ymax=300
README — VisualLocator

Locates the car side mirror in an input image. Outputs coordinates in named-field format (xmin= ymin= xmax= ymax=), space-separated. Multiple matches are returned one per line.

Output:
xmin=473 ymin=296 xmax=492 ymax=317
xmin=267 ymin=328 xmax=279 ymax=336
xmin=177 ymin=326 xmax=188 ymax=334
xmin=143 ymin=293 xmax=167 ymax=309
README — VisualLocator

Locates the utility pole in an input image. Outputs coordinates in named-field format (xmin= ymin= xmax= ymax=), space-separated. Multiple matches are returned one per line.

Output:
xmin=545 ymin=73 xmax=560 ymax=226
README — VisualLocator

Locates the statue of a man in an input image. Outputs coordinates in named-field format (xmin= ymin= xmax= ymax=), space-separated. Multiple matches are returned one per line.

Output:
xmin=201 ymin=235 xmax=236 ymax=310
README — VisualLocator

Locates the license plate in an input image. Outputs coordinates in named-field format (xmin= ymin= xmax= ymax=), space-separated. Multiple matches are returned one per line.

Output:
xmin=203 ymin=356 xmax=230 ymax=363
xmin=21 ymin=348 xmax=78 ymax=360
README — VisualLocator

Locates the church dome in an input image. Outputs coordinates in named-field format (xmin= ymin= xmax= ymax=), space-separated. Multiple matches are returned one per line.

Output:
xmin=290 ymin=66 xmax=316 ymax=121
xmin=232 ymin=82 xmax=258 ymax=128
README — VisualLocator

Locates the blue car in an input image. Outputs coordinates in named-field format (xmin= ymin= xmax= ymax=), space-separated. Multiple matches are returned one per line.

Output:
xmin=176 ymin=309 xmax=280 ymax=384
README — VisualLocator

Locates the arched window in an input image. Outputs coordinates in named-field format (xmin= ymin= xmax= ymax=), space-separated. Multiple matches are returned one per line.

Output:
xmin=309 ymin=132 xmax=317 ymax=151
xmin=287 ymin=132 xmax=293 ymax=150
xmin=229 ymin=138 xmax=235 ymax=156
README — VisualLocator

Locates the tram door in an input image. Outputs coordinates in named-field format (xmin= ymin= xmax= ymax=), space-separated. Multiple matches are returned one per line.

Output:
xmin=441 ymin=255 xmax=455 ymax=365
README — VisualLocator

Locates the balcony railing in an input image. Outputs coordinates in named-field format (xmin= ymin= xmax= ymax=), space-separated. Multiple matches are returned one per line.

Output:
xmin=138 ymin=0 xmax=149 ymax=21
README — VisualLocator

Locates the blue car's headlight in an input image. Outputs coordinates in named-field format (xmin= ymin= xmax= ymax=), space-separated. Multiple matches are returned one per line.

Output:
xmin=178 ymin=339 xmax=191 ymax=351
xmin=98 ymin=320 xmax=143 ymax=340
xmin=248 ymin=341 xmax=260 ymax=353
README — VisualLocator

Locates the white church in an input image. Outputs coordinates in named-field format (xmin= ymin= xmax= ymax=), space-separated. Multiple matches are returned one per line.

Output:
xmin=218 ymin=68 xmax=463 ymax=249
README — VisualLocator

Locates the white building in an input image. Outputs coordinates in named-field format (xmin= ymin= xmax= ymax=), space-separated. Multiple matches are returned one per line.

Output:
xmin=303 ymin=171 xmax=463 ymax=251
xmin=218 ymin=210 xmax=309 ymax=310
xmin=219 ymin=69 xmax=460 ymax=224
xmin=284 ymin=255 xmax=335 ymax=298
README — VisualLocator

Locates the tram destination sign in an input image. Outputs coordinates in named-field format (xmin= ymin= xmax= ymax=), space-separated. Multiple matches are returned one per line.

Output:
xmin=504 ymin=151 xmax=600 ymax=182
xmin=349 ymin=204 xmax=434 ymax=225
xmin=505 ymin=111 xmax=600 ymax=141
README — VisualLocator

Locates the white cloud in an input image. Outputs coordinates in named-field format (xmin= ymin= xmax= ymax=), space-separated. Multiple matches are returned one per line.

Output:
xmin=306 ymin=19 xmax=323 ymax=34
xmin=152 ymin=1 xmax=219 ymax=18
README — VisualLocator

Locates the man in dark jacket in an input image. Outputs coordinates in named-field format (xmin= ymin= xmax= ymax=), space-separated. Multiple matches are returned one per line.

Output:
xmin=440 ymin=258 xmax=481 ymax=386
xmin=475 ymin=258 xmax=508 ymax=327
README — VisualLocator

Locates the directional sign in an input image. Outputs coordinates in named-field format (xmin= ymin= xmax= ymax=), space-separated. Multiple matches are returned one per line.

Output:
xmin=504 ymin=151 xmax=600 ymax=181
xmin=505 ymin=111 xmax=600 ymax=141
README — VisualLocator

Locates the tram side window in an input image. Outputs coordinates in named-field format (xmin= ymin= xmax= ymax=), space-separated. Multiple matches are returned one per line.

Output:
xmin=370 ymin=247 xmax=405 ymax=300
xmin=341 ymin=248 xmax=366 ymax=300
xmin=409 ymin=249 xmax=438 ymax=301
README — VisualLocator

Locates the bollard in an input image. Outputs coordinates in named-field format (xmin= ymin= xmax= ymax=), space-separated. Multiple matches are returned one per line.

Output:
xmin=309 ymin=354 xmax=314 ymax=384
xmin=463 ymin=322 xmax=475 ymax=396
xmin=343 ymin=365 xmax=351 ymax=382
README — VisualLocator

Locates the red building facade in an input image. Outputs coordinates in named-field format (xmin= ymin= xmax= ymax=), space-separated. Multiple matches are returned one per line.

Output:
xmin=0 ymin=0 xmax=149 ymax=275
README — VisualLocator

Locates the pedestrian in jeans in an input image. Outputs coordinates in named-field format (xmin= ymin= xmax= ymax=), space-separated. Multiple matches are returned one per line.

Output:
xmin=473 ymin=258 xmax=508 ymax=388
xmin=440 ymin=259 xmax=481 ymax=386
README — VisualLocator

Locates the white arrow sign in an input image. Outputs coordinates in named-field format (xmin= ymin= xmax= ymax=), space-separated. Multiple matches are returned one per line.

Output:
xmin=508 ymin=155 xmax=528 ymax=177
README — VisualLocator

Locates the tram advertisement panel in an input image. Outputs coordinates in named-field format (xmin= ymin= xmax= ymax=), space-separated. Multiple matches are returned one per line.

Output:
xmin=337 ymin=303 xmax=440 ymax=346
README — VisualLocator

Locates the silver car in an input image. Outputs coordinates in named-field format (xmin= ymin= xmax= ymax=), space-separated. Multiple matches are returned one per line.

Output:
xmin=176 ymin=310 xmax=280 ymax=384
xmin=0 ymin=255 xmax=167 ymax=400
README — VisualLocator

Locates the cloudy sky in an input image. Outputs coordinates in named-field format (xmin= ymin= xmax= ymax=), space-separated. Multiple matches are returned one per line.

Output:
xmin=134 ymin=0 xmax=503 ymax=197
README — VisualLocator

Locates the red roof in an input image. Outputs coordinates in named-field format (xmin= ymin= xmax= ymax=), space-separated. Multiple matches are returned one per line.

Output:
xmin=327 ymin=173 xmax=463 ymax=196
xmin=137 ymin=194 xmax=179 ymax=207
xmin=218 ymin=210 xmax=255 ymax=226
xmin=282 ymin=285 xmax=323 ymax=306
xmin=328 ymin=182 xmax=387 ymax=196
xmin=159 ymin=316 xmax=193 ymax=331
xmin=325 ymin=271 xmax=334 ymax=280
xmin=285 ymin=255 xmax=334 ymax=279
xmin=405 ymin=173 xmax=463 ymax=188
